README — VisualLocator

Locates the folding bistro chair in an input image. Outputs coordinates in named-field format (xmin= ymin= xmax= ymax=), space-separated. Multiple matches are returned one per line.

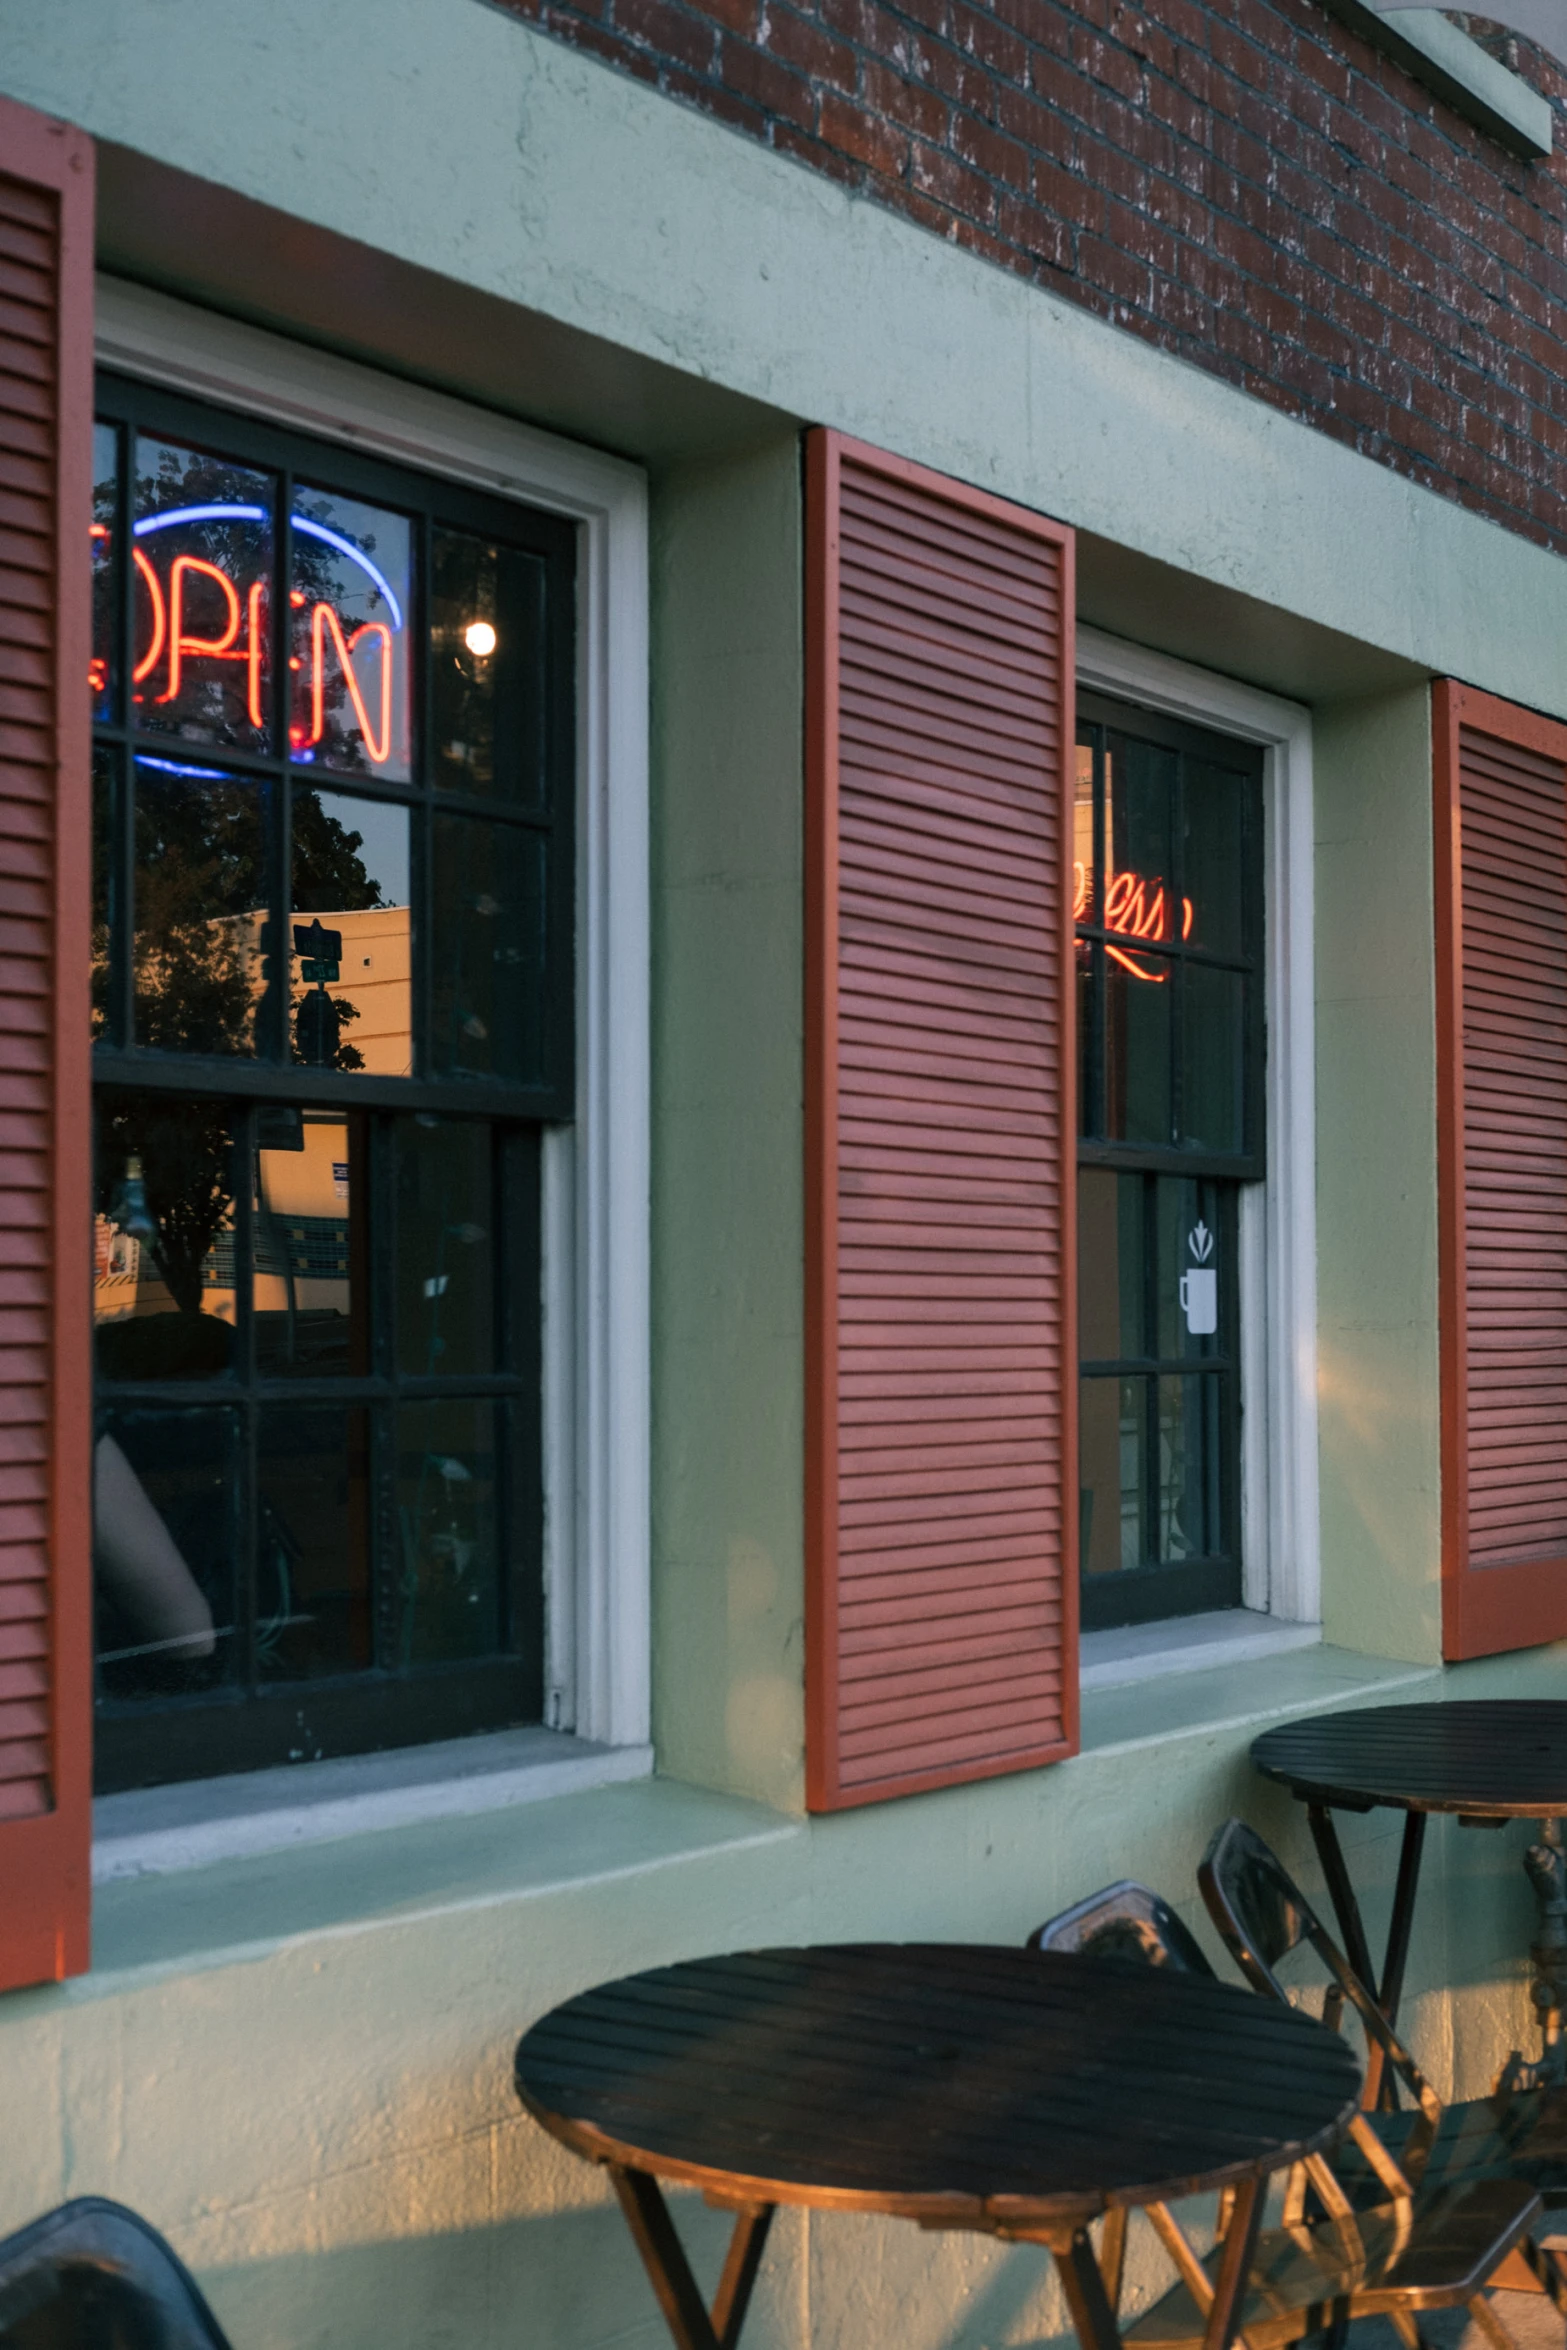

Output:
xmin=0 ymin=2196 xmax=235 ymax=2350
xmin=1200 ymin=1817 xmax=1567 ymax=2216
xmin=1031 ymin=1878 xmax=1547 ymax=2350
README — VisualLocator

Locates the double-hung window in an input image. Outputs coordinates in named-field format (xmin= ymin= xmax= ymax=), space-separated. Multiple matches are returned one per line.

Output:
xmin=88 ymin=373 xmax=576 ymax=1791
xmin=1074 ymin=691 xmax=1264 ymax=1631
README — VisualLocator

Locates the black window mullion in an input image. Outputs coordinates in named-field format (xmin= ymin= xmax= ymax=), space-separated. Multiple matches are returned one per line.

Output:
xmin=113 ymin=418 xmax=136 ymax=1051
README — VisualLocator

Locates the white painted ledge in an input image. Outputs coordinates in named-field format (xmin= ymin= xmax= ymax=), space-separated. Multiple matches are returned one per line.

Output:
xmin=93 ymin=1726 xmax=654 ymax=1882
xmin=1322 ymin=0 xmax=1552 ymax=156
xmin=1079 ymin=1608 xmax=1322 ymax=1694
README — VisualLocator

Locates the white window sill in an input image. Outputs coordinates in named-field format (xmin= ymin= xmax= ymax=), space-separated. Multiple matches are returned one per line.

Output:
xmin=92 ymin=1726 xmax=655 ymax=1883
xmin=1079 ymin=1608 xmax=1321 ymax=1693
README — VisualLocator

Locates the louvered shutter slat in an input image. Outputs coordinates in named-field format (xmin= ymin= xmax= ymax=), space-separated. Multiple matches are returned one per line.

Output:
xmin=0 ymin=96 xmax=93 ymax=1990
xmin=805 ymin=431 xmax=1077 ymax=1811
xmin=1435 ymin=681 xmax=1567 ymax=1658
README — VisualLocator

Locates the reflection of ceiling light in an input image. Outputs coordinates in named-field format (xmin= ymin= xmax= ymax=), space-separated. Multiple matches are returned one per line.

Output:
xmin=464 ymin=620 xmax=497 ymax=657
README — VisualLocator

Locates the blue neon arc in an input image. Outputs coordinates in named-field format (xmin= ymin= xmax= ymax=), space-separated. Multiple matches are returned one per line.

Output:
xmin=132 ymin=502 xmax=405 ymax=631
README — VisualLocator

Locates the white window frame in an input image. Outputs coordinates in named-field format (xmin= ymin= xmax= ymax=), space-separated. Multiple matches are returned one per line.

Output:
xmin=93 ymin=276 xmax=651 ymax=1757
xmin=1076 ymin=627 xmax=1319 ymax=1633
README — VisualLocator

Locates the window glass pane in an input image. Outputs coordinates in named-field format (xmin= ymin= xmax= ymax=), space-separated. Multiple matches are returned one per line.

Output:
xmin=94 ymin=1407 xmax=238 ymax=1700
xmin=133 ymin=756 xmax=270 ymax=1058
xmin=395 ymin=1118 xmax=495 ymax=1378
xmin=92 ymin=745 xmax=113 ymax=1047
xmin=396 ymin=1400 xmax=501 ymax=1664
xmin=1072 ymin=739 xmax=1095 ymax=925
xmin=1181 ymin=964 xmax=1246 ymax=1154
xmin=291 ymin=788 xmax=412 ymax=1075
xmin=1079 ymin=1374 xmax=1144 ymax=1575
xmin=289 ymin=490 xmax=411 ymax=783
xmin=257 ymin=1404 xmax=372 ymax=1680
xmin=1076 ymin=935 xmax=1095 ymax=1139
xmin=254 ymin=1111 xmax=367 ymax=1379
xmin=1157 ymin=1374 xmax=1223 ymax=1561
xmin=1182 ymin=759 xmax=1246 ymax=959
xmin=1078 ymin=1168 xmax=1143 ymax=1362
xmin=133 ymin=436 xmax=273 ymax=750
xmin=1103 ymin=952 xmax=1172 ymax=1146
xmin=1105 ymin=734 xmax=1175 ymax=953
xmin=94 ymin=1099 xmax=238 ymax=1381
xmin=430 ymin=815 xmax=546 ymax=1082
xmin=1154 ymin=1177 xmax=1225 ymax=1361
xmin=91 ymin=421 xmax=117 ymax=721
xmin=431 ymin=529 xmax=548 ymax=804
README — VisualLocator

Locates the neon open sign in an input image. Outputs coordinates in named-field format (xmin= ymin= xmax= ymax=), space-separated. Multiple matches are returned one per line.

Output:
xmin=1073 ymin=861 xmax=1194 ymax=982
xmin=91 ymin=500 xmax=406 ymax=767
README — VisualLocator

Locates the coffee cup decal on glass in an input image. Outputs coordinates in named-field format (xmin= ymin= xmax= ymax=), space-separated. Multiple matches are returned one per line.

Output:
xmin=1182 ymin=1221 xmax=1217 ymax=1335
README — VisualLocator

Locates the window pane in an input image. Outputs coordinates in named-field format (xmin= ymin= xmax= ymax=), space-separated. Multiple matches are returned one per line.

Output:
xmin=395 ymin=1118 xmax=495 ymax=1378
xmin=133 ymin=757 xmax=270 ymax=1058
xmin=1154 ymin=1177 xmax=1225 ymax=1361
xmin=91 ymin=421 xmax=117 ymax=722
xmin=1079 ymin=1374 xmax=1144 ymax=1575
xmin=1103 ymin=951 xmax=1172 ymax=1146
xmin=1157 ymin=1374 xmax=1223 ymax=1561
xmin=257 ymin=1404 xmax=373 ymax=1680
xmin=1072 ymin=739 xmax=1095 ymax=925
xmin=133 ymin=436 xmax=273 ymax=751
xmin=289 ymin=490 xmax=411 ymax=782
xmin=91 ymin=745 xmax=113 ymax=1047
xmin=1078 ymin=1168 xmax=1143 ymax=1362
xmin=1076 ymin=935 xmax=1095 ymax=1139
xmin=254 ymin=1111 xmax=367 ymax=1379
xmin=292 ymin=787 xmax=412 ymax=1075
xmin=1181 ymin=963 xmax=1246 ymax=1154
xmin=430 ymin=815 xmax=546 ymax=1082
xmin=1105 ymin=734 xmax=1174 ymax=951
xmin=1182 ymin=759 xmax=1247 ymax=959
xmin=396 ymin=1400 xmax=501 ymax=1664
xmin=94 ymin=1099 xmax=238 ymax=1381
xmin=94 ymin=1407 xmax=238 ymax=1700
xmin=431 ymin=528 xmax=548 ymax=804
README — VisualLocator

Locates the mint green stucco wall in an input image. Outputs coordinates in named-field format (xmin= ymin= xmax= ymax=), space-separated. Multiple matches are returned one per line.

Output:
xmin=1314 ymin=688 xmax=1443 ymax=1665
xmin=650 ymin=440 xmax=806 ymax=1810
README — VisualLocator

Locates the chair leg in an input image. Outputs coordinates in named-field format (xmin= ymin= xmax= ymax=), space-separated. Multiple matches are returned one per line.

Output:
xmin=1464 ymin=2294 xmax=1522 ymax=2350
xmin=1511 ymin=2234 xmax=1567 ymax=2316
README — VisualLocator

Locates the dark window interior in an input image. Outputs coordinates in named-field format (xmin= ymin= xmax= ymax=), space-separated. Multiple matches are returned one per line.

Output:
xmin=89 ymin=375 xmax=575 ymax=1791
xmin=1075 ymin=691 xmax=1263 ymax=1632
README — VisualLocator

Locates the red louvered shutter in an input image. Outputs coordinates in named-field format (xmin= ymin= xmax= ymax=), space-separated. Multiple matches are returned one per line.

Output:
xmin=804 ymin=430 xmax=1077 ymax=1812
xmin=1435 ymin=680 xmax=1567 ymax=1661
xmin=0 ymin=95 xmax=94 ymax=1988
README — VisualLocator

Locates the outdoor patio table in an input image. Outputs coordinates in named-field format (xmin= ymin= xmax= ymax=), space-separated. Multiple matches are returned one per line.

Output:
xmin=1252 ymin=1699 xmax=1567 ymax=2093
xmin=513 ymin=1941 xmax=1360 ymax=2350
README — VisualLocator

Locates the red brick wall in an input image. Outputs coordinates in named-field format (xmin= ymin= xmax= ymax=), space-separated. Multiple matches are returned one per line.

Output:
xmin=494 ymin=0 xmax=1567 ymax=553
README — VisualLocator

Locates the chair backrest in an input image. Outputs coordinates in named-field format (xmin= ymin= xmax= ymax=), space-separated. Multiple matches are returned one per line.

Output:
xmin=1028 ymin=1879 xmax=1217 ymax=1975
xmin=1199 ymin=1817 xmax=1440 ymax=2127
xmin=0 ymin=2197 xmax=235 ymax=2350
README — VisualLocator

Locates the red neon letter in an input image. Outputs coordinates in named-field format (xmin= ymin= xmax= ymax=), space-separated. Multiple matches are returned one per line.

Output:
xmin=310 ymin=605 xmax=392 ymax=764
xmin=132 ymin=548 xmax=167 ymax=685
xmin=161 ymin=555 xmax=242 ymax=704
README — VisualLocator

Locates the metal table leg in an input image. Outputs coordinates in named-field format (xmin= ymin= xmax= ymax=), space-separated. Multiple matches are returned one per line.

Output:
xmin=610 ymin=2165 xmax=776 ymax=2350
xmin=1307 ymin=1804 xmax=1426 ymax=2110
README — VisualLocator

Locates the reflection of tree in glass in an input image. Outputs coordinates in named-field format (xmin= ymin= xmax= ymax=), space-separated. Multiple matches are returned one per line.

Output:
xmin=95 ymin=1096 xmax=233 ymax=1334
xmin=291 ymin=791 xmax=388 ymax=1073
xmin=290 ymin=499 xmax=399 ymax=774
xmin=136 ymin=443 xmax=272 ymax=746
xmin=134 ymin=774 xmax=262 ymax=1060
xmin=432 ymin=532 xmax=496 ymax=793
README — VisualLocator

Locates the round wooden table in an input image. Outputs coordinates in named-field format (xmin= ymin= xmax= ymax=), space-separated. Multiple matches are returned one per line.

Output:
xmin=515 ymin=1942 xmax=1361 ymax=2350
xmin=1252 ymin=1700 xmax=1567 ymax=2091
